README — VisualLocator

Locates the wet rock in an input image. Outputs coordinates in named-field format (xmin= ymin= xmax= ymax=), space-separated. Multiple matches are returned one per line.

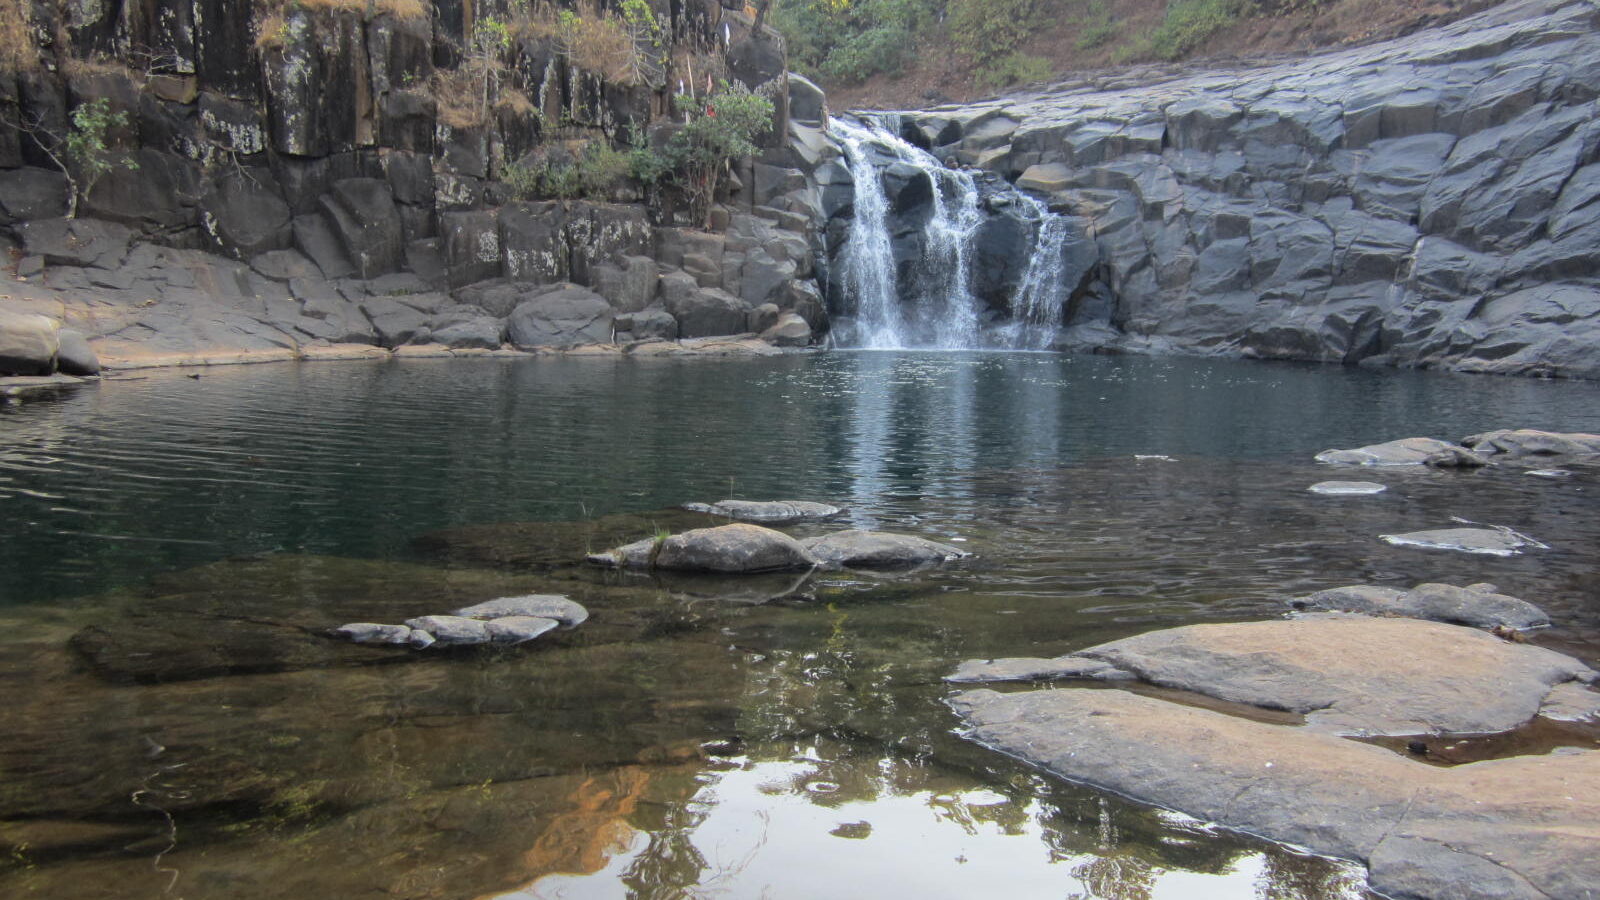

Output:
xmin=1292 ymin=582 xmax=1550 ymax=629
xmin=0 ymin=309 xmax=60 ymax=376
xmin=593 ymin=524 xmax=816 ymax=574
xmin=801 ymin=531 xmax=969 ymax=570
xmin=945 ymin=656 xmax=1129 ymax=684
xmin=680 ymin=500 xmax=842 ymax=523
xmin=666 ymin=287 xmax=748 ymax=339
xmin=485 ymin=616 xmax=559 ymax=644
xmin=1063 ymin=614 xmax=1594 ymax=735
xmin=408 ymin=629 xmax=437 ymax=649
xmin=950 ymin=687 xmax=1600 ymax=900
xmin=321 ymin=178 xmax=404 ymax=279
xmin=1422 ymin=445 xmax=1491 ymax=468
xmin=199 ymin=174 xmax=293 ymax=259
xmin=452 ymin=595 xmax=588 ymax=627
xmin=334 ymin=623 xmax=413 ymax=645
xmin=1380 ymin=526 xmax=1546 ymax=556
xmin=1308 ymin=480 xmax=1387 ymax=494
xmin=1462 ymin=429 xmax=1600 ymax=464
xmin=1315 ymin=436 xmax=1462 ymax=466
xmin=402 ymin=615 xmax=491 ymax=645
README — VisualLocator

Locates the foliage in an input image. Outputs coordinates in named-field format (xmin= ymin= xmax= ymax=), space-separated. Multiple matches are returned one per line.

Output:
xmin=947 ymin=0 xmax=1037 ymax=63
xmin=771 ymin=0 xmax=936 ymax=85
xmin=1121 ymin=0 xmax=1248 ymax=61
xmin=58 ymin=99 xmax=138 ymax=217
xmin=975 ymin=52 xmax=1052 ymax=89
xmin=662 ymin=82 xmax=775 ymax=229
xmin=1073 ymin=0 xmax=1119 ymax=50
xmin=502 ymin=128 xmax=666 ymax=201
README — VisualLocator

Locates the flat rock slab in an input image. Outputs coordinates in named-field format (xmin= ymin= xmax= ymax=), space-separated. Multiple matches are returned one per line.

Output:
xmin=680 ymin=499 xmax=843 ymax=523
xmin=1381 ymin=526 xmax=1546 ymax=556
xmin=452 ymin=595 xmax=588 ymax=627
xmin=1315 ymin=436 xmax=1461 ymax=466
xmin=951 ymin=688 xmax=1600 ymax=900
xmin=1464 ymin=429 xmax=1600 ymax=464
xmin=484 ymin=616 xmax=559 ymax=644
xmin=1308 ymin=480 xmax=1387 ymax=495
xmin=801 ymin=531 xmax=970 ymax=570
xmin=1292 ymin=582 xmax=1550 ymax=629
xmin=1066 ymin=615 xmax=1594 ymax=735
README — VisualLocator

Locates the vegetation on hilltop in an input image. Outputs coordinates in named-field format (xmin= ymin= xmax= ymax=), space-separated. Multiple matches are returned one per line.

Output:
xmin=771 ymin=0 xmax=1481 ymax=104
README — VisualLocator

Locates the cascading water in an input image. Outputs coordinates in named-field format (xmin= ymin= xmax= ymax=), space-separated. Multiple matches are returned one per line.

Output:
xmin=827 ymin=116 xmax=1080 ymax=351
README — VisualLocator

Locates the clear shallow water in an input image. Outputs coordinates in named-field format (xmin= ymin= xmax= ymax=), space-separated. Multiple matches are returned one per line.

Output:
xmin=1 ymin=352 xmax=1598 ymax=899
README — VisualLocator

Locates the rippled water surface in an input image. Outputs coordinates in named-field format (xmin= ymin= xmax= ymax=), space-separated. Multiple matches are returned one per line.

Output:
xmin=1 ymin=352 xmax=1597 ymax=899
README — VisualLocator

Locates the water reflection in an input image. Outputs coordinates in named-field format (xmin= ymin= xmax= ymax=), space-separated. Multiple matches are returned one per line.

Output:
xmin=515 ymin=740 xmax=1366 ymax=900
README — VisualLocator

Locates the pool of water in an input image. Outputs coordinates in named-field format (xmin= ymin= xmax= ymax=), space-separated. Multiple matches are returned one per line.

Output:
xmin=1 ymin=352 xmax=1597 ymax=898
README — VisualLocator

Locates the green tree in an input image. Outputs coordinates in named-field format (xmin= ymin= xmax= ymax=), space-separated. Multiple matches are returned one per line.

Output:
xmin=9 ymin=97 xmax=139 ymax=218
xmin=663 ymin=82 xmax=775 ymax=230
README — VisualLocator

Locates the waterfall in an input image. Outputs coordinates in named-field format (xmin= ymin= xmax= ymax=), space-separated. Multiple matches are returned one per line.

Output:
xmin=827 ymin=116 xmax=1078 ymax=351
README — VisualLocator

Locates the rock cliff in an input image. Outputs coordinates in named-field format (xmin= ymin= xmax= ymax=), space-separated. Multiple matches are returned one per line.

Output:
xmin=893 ymin=0 xmax=1600 ymax=377
xmin=0 ymin=0 xmax=835 ymax=369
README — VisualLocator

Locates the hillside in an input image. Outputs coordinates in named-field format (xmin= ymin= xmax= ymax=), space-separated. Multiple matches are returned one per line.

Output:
xmin=772 ymin=0 xmax=1505 ymax=109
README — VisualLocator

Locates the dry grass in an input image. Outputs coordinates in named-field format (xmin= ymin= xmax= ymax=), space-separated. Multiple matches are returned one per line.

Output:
xmin=294 ymin=0 xmax=428 ymax=20
xmin=432 ymin=67 xmax=486 ymax=128
xmin=514 ymin=1 xmax=646 ymax=85
xmin=255 ymin=0 xmax=428 ymax=48
xmin=0 ymin=1 xmax=41 ymax=73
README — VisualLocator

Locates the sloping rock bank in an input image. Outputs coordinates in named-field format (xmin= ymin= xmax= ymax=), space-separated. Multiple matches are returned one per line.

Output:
xmin=948 ymin=582 xmax=1600 ymax=898
xmin=893 ymin=0 xmax=1600 ymax=377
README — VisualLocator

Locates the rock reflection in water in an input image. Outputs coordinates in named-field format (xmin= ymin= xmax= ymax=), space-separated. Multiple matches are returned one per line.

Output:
xmin=514 ymin=739 xmax=1366 ymax=900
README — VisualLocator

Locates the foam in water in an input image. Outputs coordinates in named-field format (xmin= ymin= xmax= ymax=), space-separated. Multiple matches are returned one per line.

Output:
xmin=828 ymin=117 xmax=1074 ymax=351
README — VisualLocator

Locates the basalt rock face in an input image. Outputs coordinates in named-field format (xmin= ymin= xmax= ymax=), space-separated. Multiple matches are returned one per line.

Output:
xmin=0 ymin=2 xmax=829 ymax=364
xmin=896 ymin=0 xmax=1600 ymax=378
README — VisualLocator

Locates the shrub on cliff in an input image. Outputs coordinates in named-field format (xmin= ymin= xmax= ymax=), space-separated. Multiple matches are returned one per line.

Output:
xmin=663 ymin=82 xmax=775 ymax=230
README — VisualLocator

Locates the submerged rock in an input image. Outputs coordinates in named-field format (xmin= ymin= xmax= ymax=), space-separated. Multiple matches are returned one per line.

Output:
xmin=679 ymin=499 xmax=843 ymax=523
xmin=1292 ymin=582 xmax=1551 ymax=630
xmin=987 ymin=614 xmax=1596 ymax=735
xmin=950 ymin=687 xmax=1600 ymax=900
xmin=801 ymin=531 xmax=970 ymax=570
xmin=945 ymin=656 xmax=1128 ymax=684
xmin=452 ymin=595 xmax=589 ymax=627
xmin=590 ymin=524 xmax=817 ymax=573
xmin=1308 ymin=480 xmax=1388 ymax=495
xmin=333 ymin=623 xmax=413 ymax=645
xmin=1314 ymin=437 xmax=1462 ymax=466
xmin=1380 ymin=526 xmax=1546 ymax=556
xmin=1462 ymin=429 xmax=1600 ymax=464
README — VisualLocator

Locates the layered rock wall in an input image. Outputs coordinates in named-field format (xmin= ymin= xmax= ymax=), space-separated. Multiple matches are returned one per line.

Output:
xmin=0 ymin=0 xmax=835 ymax=368
xmin=900 ymin=0 xmax=1600 ymax=377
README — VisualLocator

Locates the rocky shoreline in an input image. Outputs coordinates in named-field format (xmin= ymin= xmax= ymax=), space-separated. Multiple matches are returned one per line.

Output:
xmin=945 ymin=429 xmax=1600 ymax=899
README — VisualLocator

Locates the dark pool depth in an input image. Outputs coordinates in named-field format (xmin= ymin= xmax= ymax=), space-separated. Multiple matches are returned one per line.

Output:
xmin=1 ymin=352 xmax=1597 ymax=899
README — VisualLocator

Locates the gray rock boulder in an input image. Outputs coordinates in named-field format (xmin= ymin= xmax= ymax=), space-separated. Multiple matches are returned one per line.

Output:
xmin=0 ymin=309 xmax=60 ymax=376
xmin=761 ymin=312 xmax=813 ymax=347
xmin=402 ymin=615 xmax=491 ymax=645
xmin=1462 ymin=429 xmax=1600 ymax=464
xmin=506 ymin=286 xmax=613 ymax=349
xmin=1380 ymin=526 xmax=1546 ymax=556
xmin=1315 ymin=436 xmax=1462 ymax=466
xmin=321 ymin=178 xmax=404 ymax=279
xmin=333 ymin=623 xmax=413 ymax=645
xmin=590 ymin=524 xmax=816 ymax=574
xmin=680 ymin=500 xmax=842 ymax=523
xmin=1291 ymin=582 xmax=1550 ymax=629
xmin=54 ymin=329 xmax=101 ymax=376
xmin=452 ymin=595 xmax=589 ymax=627
xmin=666 ymin=288 xmax=748 ymax=339
xmin=801 ymin=531 xmax=969 ymax=570
xmin=485 ymin=616 xmax=559 ymax=644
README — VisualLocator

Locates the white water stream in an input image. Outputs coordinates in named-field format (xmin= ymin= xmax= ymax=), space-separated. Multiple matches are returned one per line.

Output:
xmin=829 ymin=117 xmax=1076 ymax=351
